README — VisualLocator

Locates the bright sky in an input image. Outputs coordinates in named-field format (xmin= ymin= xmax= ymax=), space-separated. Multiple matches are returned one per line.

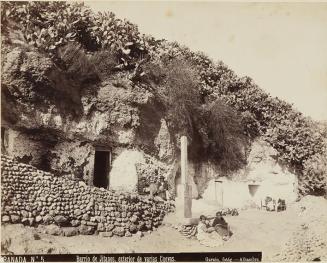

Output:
xmin=86 ymin=1 xmax=327 ymax=121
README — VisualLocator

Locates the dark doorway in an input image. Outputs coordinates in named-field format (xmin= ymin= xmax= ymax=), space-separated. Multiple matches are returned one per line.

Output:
xmin=93 ymin=150 xmax=110 ymax=188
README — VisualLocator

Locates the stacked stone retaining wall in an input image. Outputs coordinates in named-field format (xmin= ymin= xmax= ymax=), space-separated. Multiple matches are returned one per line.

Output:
xmin=1 ymin=155 xmax=174 ymax=237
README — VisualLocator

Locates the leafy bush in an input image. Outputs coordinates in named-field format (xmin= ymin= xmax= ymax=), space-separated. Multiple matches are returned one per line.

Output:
xmin=1 ymin=1 xmax=146 ymax=69
xmin=91 ymin=11 xmax=146 ymax=67
xmin=263 ymin=117 xmax=324 ymax=168
xmin=301 ymin=153 xmax=327 ymax=196
xmin=317 ymin=121 xmax=327 ymax=138
xmin=1 ymin=2 xmax=95 ymax=53
xmin=241 ymin=111 xmax=260 ymax=139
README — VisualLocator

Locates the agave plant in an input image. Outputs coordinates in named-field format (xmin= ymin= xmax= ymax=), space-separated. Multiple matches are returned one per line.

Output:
xmin=2 ymin=2 xmax=95 ymax=55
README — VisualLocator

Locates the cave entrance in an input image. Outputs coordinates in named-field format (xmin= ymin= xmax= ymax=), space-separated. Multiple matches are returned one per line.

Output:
xmin=93 ymin=149 xmax=111 ymax=189
xmin=248 ymin=184 xmax=260 ymax=197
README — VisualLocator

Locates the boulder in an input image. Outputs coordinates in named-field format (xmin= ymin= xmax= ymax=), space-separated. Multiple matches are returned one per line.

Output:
xmin=125 ymin=231 xmax=132 ymax=237
xmin=86 ymin=221 xmax=97 ymax=227
xmin=106 ymin=224 xmax=115 ymax=232
xmin=74 ymin=209 xmax=82 ymax=216
xmin=2 ymin=215 xmax=10 ymax=223
xmin=54 ymin=215 xmax=68 ymax=226
xmin=137 ymin=221 xmax=146 ymax=231
xmin=82 ymin=214 xmax=90 ymax=221
xmin=44 ymin=224 xmax=62 ymax=236
xmin=113 ymin=227 xmax=125 ymax=237
xmin=62 ymin=227 xmax=79 ymax=237
xmin=129 ymin=224 xmax=138 ymax=234
xmin=21 ymin=218 xmax=29 ymax=225
xmin=99 ymin=231 xmax=113 ymax=238
xmin=130 ymin=215 xmax=138 ymax=223
xmin=43 ymin=215 xmax=54 ymax=224
xmin=21 ymin=211 xmax=29 ymax=218
xmin=71 ymin=220 xmax=80 ymax=227
xmin=10 ymin=215 xmax=20 ymax=223
xmin=78 ymin=181 xmax=86 ymax=187
xmin=79 ymin=225 xmax=95 ymax=235
xmin=35 ymin=215 xmax=43 ymax=223
xmin=97 ymin=223 xmax=105 ymax=232
xmin=49 ymin=210 xmax=56 ymax=217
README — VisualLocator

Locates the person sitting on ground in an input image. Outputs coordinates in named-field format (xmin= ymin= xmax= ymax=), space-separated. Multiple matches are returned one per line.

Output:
xmin=211 ymin=211 xmax=232 ymax=240
xmin=197 ymin=215 xmax=224 ymax=247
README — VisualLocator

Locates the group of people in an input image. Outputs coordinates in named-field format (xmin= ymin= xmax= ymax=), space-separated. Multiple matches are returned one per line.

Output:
xmin=264 ymin=196 xmax=286 ymax=212
xmin=197 ymin=212 xmax=232 ymax=247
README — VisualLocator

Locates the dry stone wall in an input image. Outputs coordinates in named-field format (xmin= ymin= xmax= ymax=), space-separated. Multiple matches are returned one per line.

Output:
xmin=1 ymin=155 xmax=174 ymax=237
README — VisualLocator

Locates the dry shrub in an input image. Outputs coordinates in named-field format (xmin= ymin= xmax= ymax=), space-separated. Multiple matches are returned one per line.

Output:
xmin=203 ymin=100 xmax=248 ymax=172
xmin=160 ymin=59 xmax=201 ymax=138
xmin=89 ymin=50 xmax=118 ymax=80
xmin=57 ymin=42 xmax=99 ymax=83
xmin=140 ymin=59 xmax=167 ymax=85
xmin=153 ymin=58 xmax=248 ymax=173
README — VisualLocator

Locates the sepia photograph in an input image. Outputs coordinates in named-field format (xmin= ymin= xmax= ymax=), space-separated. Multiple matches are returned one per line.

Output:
xmin=1 ymin=1 xmax=327 ymax=262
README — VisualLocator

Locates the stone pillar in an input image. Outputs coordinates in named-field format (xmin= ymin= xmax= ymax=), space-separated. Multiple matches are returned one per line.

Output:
xmin=181 ymin=136 xmax=192 ymax=218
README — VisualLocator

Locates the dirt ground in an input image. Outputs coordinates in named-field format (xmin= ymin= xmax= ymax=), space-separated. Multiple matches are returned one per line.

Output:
xmin=1 ymin=196 xmax=327 ymax=261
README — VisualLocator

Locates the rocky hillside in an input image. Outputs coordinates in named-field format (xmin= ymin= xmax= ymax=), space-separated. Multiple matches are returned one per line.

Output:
xmin=1 ymin=2 xmax=326 ymax=196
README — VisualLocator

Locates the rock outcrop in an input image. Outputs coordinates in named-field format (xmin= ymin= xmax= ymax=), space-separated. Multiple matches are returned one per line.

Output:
xmin=1 ymin=47 xmax=300 ymax=205
xmin=1 ymin=47 xmax=170 ymax=186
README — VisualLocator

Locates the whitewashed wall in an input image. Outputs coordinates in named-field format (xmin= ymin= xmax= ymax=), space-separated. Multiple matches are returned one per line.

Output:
xmin=110 ymin=149 xmax=145 ymax=192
